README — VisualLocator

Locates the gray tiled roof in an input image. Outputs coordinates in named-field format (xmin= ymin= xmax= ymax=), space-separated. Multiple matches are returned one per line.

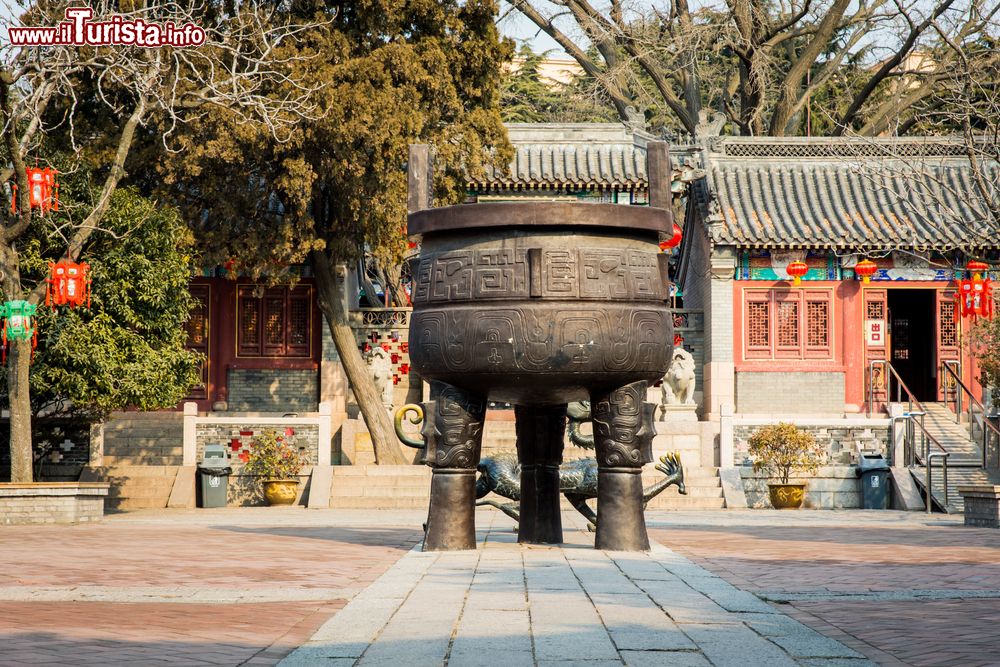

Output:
xmin=702 ymin=138 xmax=998 ymax=250
xmin=472 ymin=123 xmax=656 ymax=189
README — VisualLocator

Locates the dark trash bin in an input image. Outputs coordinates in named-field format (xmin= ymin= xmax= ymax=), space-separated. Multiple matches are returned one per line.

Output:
xmin=856 ymin=454 xmax=891 ymax=509
xmin=198 ymin=443 xmax=232 ymax=508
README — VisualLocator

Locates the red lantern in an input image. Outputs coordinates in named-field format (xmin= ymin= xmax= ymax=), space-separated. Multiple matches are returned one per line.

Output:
xmin=10 ymin=166 xmax=58 ymax=213
xmin=967 ymin=260 xmax=989 ymax=280
xmin=658 ymin=223 xmax=683 ymax=251
xmin=956 ymin=261 xmax=994 ymax=320
xmin=855 ymin=259 xmax=877 ymax=284
xmin=45 ymin=261 xmax=90 ymax=308
xmin=786 ymin=260 xmax=808 ymax=286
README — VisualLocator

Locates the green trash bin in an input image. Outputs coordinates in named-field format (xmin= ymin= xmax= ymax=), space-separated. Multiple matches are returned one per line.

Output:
xmin=198 ymin=444 xmax=232 ymax=508
xmin=856 ymin=454 xmax=891 ymax=509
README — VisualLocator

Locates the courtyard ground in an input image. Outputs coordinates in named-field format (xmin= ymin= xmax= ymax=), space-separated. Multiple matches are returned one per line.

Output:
xmin=0 ymin=507 xmax=997 ymax=666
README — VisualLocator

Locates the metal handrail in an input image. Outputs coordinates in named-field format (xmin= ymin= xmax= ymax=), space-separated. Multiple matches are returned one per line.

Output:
xmin=867 ymin=359 xmax=924 ymax=417
xmin=903 ymin=411 xmax=951 ymax=513
xmin=940 ymin=362 xmax=1000 ymax=469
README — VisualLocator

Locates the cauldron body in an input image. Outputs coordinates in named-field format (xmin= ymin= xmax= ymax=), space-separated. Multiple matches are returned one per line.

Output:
xmin=409 ymin=202 xmax=673 ymax=404
xmin=407 ymin=201 xmax=674 ymax=552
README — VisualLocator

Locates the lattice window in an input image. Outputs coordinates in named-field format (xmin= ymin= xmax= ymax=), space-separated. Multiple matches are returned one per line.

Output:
xmin=185 ymin=284 xmax=210 ymax=400
xmin=744 ymin=288 xmax=833 ymax=360
xmin=747 ymin=301 xmax=770 ymax=348
xmin=264 ymin=295 xmax=285 ymax=346
xmin=867 ymin=301 xmax=884 ymax=320
xmin=940 ymin=302 xmax=957 ymax=347
xmin=777 ymin=301 xmax=799 ymax=347
xmin=187 ymin=295 xmax=208 ymax=346
xmin=238 ymin=286 xmax=312 ymax=357
xmin=238 ymin=291 xmax=260 ymax=355
xmin=289 ymin=296 xmax=310 ymax=347
xmin=806 ymin=301 xmax=829 ymax=348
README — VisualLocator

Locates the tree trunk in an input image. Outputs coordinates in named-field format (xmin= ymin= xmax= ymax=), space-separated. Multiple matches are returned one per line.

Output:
xmin=6 ymin=340 xmax=33 ymax=483
xmin=312 ymin=250 xmax=408 ymax=465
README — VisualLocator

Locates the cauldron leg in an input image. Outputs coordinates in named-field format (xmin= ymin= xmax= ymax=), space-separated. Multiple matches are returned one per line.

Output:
xmin=420 ymin=381 xmax=486 ymax=551
xmin=591 ymin=381 xmax=656 ymax=551
xmin=515 ymin=404 xmax=566 ymax=544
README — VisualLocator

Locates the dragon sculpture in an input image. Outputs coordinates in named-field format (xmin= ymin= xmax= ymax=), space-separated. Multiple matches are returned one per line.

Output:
xmin=395 ymin=401 xmax=686 ymax=530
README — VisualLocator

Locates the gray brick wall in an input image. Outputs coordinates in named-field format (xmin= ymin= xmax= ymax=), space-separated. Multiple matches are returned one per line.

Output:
xmin=227 ymin=369 xmax=319 ymax=412
xmin=103 ymin=414 xmax=183 ymax=465
xmin=964 ymin=495 xmax=1000 ymax=528
xmin=736 ymin=371 xmax=844 ymax=413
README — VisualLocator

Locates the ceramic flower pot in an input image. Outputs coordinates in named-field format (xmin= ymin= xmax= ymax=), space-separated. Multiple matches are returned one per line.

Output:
xmin=768 ymin=483 xmax=806 ymax=509
xmin=263 ymin=479 xmax=299 ymax=506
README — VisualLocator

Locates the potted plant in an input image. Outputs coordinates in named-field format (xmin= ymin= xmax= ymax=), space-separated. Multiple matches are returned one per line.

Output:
xmin=240 ymin=429 xmax=306 ymax=506
xmin=747 ymin=422 xmax=824 ymax=509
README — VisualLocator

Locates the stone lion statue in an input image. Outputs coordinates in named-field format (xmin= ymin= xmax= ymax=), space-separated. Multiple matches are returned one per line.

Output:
xmin=368 ymin=347 xmax=395 ymax=409
xmin=661 ymin=347 xmax=696 ymax=407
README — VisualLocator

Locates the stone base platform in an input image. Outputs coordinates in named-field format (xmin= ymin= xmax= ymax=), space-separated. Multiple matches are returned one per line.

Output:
xmin=279 ymin=511 xmax=869 ymax=667
xmin=0 ymin=483 xmax=110 ymax=525
xmin=959 ymin=485 xmax=1000 ymax=528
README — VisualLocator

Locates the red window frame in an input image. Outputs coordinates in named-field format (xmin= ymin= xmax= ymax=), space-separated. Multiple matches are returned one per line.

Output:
xmin=237 ymin=285 xmax=312 ymax=357
xmin=743 ymin=288 xmax=833 ymax=361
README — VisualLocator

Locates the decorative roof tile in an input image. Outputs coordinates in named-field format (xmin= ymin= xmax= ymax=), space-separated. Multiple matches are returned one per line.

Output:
xmin=700 ymin=137 xmax=998 ymax=250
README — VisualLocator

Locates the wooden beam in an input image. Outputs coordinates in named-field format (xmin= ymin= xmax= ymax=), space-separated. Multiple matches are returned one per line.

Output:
xmin=407 ymin=144 xmax=432 ymax=214
xmin=646 ymin=141 xmax=672 ymax=210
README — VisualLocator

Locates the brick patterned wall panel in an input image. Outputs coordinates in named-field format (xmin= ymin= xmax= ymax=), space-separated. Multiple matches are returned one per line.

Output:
xmin=736 ymin=371 xmax=845 ymax=414
xmin=227 ymin=369 xmax=319 ymax=412
xmin=0 ymin=421 xmax=92 ymax=482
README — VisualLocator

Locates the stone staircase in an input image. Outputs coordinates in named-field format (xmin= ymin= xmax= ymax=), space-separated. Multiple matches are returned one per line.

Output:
xmin=907 ymin=403 xmax=1000 ymax=514
xmin=329 ymin=465 xmax=430 ymax=509
xmin=77 ymin=413 xmax=185 ymax=511
xmin=80 ymin=465 xmax=180 ymax=510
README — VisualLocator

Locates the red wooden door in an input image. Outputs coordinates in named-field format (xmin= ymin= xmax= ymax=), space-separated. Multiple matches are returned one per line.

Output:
xmin=936 ymin=289 xmax=959 ymax=400
xmin=863 ymin=289 xmax=888 ymax=411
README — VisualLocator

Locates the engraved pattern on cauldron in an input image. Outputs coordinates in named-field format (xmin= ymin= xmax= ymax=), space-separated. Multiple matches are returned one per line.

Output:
xmin=412 ymin=247 xmax=667 ymax=304
xmin=409 ymin=306 xmax=670 ymax=375
xmin=420 ymin=384 xmax=486 ymax=469
xmin=592 ymin=387 xmax=656 ymax=468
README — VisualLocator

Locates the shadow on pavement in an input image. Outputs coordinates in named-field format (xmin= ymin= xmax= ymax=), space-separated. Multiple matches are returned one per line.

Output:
xmin=216 ymin=525 xmax=422 ymax=549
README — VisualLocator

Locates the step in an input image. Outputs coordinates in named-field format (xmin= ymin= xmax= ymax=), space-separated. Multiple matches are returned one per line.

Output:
xmin=107 ymin=497 xmax=170 ymax=510
xmin=106 ymin=484 xmax=177 ymax=499
xmin=331 ymin=465 xmax=431 ymax=477
xmin=329 ymin=496 xmax=429 ymax=509
xmin=330 ymin=484 xmax=430 ymax=498
xmin=90 ymin=465 xmax=180 ymax=477
xmin=644 ymin=496 xmax=727 ymax=510
xmin=102 ymin=456 xmax=183 ymax=466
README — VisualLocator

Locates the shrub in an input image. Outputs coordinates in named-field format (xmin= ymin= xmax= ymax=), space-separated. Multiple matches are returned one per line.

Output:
xmin=747 ymin=423 xmax=824 ymax=484
xmin=240 ymin=429 xmax=306 ymax=480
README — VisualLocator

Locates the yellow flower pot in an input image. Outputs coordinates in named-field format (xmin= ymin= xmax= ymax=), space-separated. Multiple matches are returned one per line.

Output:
xmin=768 ymin=483 xmax=805 ymax=509
xmin=263 ymin=479 xmax=299 ymax=506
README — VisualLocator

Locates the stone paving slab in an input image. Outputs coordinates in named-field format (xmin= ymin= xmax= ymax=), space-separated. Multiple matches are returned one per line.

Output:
xmin=648 ymin=509 xmax=1000 ymax=667
xmin=281 ymin=512 xmax=871 ymax=667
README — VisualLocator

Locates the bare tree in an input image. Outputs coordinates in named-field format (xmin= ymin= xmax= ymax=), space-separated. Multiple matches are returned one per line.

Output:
xmin=0 ymin=0 xmax=325 ymax=482
xmin=505 ymin=0 xmax=996 ymax=137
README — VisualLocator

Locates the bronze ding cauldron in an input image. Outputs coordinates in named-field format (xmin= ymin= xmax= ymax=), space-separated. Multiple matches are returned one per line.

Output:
xmin=407 ymin=198 xmax=674 ymax=552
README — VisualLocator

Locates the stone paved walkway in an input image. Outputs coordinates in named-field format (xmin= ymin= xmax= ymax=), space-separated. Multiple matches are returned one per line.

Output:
xmin=4 ymin=507 xmax=1000 ymax=666
xmin=648 ymin=510 xmax=1000 ymax=667
xmin=0 ymin=508 xmax=422 ymax=666
xmin=282 ymin=511 xmax=871 ymax=667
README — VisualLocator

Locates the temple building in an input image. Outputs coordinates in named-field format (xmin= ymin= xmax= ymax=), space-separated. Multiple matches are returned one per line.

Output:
xmin=19 ymin=123 xmax=997 ymax=514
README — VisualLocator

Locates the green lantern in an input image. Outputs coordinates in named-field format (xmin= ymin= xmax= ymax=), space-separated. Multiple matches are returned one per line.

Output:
xmin=1 ymin=300 xmax=38 ymax=363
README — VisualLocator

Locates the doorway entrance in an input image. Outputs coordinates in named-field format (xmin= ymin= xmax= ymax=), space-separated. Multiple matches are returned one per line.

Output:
xmin=887 ymin=289 xmax=937 ymax=402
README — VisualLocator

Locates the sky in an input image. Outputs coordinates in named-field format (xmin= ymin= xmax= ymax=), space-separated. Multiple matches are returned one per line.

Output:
xmin=498 ymin=2 xmax=567 ymax=55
